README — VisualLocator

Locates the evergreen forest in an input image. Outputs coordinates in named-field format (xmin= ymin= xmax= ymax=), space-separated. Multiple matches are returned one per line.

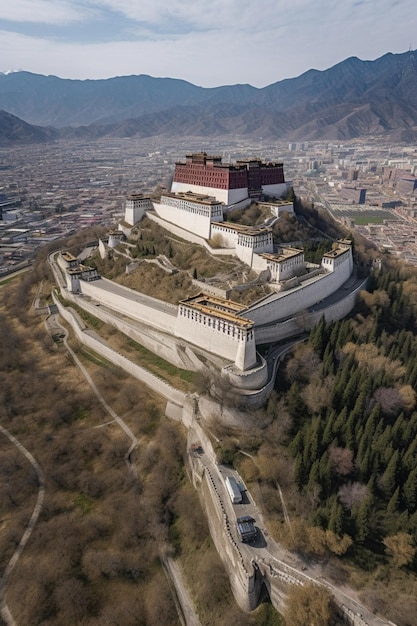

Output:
xmin=279 ymin=260 xmax=417 ymax=568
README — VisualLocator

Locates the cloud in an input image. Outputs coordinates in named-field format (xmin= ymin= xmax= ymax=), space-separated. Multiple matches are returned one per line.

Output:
xmin=0 ymin=0 xmax=415 ymax=86
xmin=0 ymin=0 xmax=92 ymax=25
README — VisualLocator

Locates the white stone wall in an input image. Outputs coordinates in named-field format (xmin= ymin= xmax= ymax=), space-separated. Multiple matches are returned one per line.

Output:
xmin=223 ymin=357 xmax=268 ymax=390
xmin=254 ymin=278 xmax=367 ymax=345
xmin=271 ymin=202 xmax=294 ymax=217
xmin=171 ymin=181 xmax=249 ymax=206
xmin=108 ymin=233 xmax=123 ymax=248
xmin=175 ymin=307 xmax=257 ymax=371
xmin=268 ymin=252 xmax=305 ymax=282
xmin=66 ymin=273 xmax=79 ymax=292
xmin=250 ymin=253 xmax=269 ymax=274
xmin=153 ymin=201 xmax=213 ymax=239
xmin=210 ymin=223 xmax=239 ymax=248
xmin=53 ymin=294 xmax=186 ymax=407
xmin=160 ymin=195 xmax=223 ymax=222
xmin=125 ymin=197 xmax=151 ymax=226
xmin=79 ymin=277 xmax=177 ymax=334
xmin=243 ymin=250 xmax=353 ymax=326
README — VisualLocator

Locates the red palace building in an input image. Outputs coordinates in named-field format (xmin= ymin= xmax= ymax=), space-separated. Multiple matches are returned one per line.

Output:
xmin=171 ymin=152 xmax=288 ymax=206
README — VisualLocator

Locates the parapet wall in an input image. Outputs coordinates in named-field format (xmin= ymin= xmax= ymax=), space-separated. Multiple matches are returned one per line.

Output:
xmin=52 ymin=292 xmax=186 ymax=408
xmin=255 ymin=277 xmax=367 ymax=345
xmin=153 ymin=201 xmax=213 ymax=239
xmin=198 ymin=465 xmax=263 ymax=612
xmin=65 ymin=291 xmax=202 ymax=371
xmin=244 ymin=253 xmax=353 ymax=326
xmin=79 ymin=276 xmax=177 ymax=335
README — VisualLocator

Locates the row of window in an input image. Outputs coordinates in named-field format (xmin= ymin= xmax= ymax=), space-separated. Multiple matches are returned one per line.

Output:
xmin=161 ymin=197 xmax=215 ymax=217
xmin=179 ymin=307 xmax=252 ymax=339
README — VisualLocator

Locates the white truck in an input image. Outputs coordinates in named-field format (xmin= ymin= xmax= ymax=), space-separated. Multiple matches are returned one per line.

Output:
xmin=225 ymin=476 xmax=242 ymax=504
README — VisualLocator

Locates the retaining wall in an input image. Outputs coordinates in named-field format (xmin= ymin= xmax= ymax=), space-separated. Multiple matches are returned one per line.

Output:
xmin=244 ymin=256 xmax=353 ymax=326
xmin=79 ymin=276 xmax=177 ymax=334
xmin=53 ymin=292 xmax=186 ymax=408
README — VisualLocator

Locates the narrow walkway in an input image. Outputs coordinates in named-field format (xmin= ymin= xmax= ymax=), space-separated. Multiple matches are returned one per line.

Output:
xmin=0 ymin=426 xmax=45 ymax=626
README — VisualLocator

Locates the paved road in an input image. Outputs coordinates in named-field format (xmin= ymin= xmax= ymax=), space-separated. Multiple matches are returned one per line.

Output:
xmin=200 ymin=450 xmax=395 ymax=626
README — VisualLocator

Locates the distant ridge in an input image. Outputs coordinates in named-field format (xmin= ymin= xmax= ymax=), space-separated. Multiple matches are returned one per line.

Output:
xmin=1 ymin=50 xmax=417 ymax=143
xmin=0 ymin=110 xmax=57 ymax=145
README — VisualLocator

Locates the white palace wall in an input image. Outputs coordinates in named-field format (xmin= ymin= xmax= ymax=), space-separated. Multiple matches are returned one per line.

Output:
xmin=53 ymin=293 xmax=186 ymax=408
xmin=175 ymin=309 xmax=257 ymax=371
xmin=79 ymin=277 xmax=177 ymax=334
xmin=243 ymin=250 xmax=353 ymax=326
xmin=147 ymin=212 xmax=236 ymax=256
xmin=254 ymin=277 xmax=367 ymax=346
xmin=171 ymin=182 xmax=249 ymax=206
xmin=153 ymin=201 xmax=212 ymax=239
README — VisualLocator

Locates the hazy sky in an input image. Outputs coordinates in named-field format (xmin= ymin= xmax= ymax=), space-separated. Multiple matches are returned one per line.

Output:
xmin=0 ymin=0 xmax=414 ymax=87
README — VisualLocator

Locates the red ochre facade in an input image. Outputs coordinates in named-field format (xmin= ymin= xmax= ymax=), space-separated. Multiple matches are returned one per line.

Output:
xmin=173 ymin=152 xmax=285 ymax=193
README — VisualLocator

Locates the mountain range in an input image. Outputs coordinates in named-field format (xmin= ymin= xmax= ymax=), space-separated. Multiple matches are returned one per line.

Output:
xmin=1 ymin=49 xmax=417 ymax=144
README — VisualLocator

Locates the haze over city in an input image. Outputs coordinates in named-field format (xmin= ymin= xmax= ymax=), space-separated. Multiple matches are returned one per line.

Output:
xmin=0 ymin=0 xmax=415 ymax=87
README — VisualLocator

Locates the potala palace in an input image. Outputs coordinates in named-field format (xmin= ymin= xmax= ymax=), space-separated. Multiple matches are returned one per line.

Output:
xmin=57 ymin=152 xmax=365 ymax=402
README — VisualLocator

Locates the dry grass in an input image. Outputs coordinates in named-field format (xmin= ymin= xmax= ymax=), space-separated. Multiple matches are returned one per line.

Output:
xmin=91 ymin=217 xmax=267 ymax=305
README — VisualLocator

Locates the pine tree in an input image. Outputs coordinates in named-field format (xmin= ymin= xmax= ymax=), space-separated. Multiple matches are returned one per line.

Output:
xmin=310 ymin=315 xmax=327 ymax=358
xmin=403 ymin=468 xmax=417 ymax=513
xmin=387 ymin=486 xmax=401 ymax=515
xmin=355 ymin=496 xmax=373 ymax=542
xmin=294 ymin=453 xmax=306 ymax=491
xmin=328 ymin=498 xmax=344 ymax=536
xmin=381 ymin=449 xmax=400 ymax=498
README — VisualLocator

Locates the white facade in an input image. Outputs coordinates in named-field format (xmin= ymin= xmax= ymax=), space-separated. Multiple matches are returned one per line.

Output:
xmin=321 ymin=242 xmax=352 ymax=272
xmin=210 ymin=222 xmax=273 ymax=266
xmin=153 ymin=192 xmax=223 ymax=239
xmin=108 ymin=232 xmax=123 ymax=248
xmin=258 ymin=200 xmax=294 ymax=217
xmin=260 ymin=248 xmax=305 ymax=282
xmin=171 ymin=181 xmax=249 ymax=206
xmin=57 ymin=250 xmax=78 ymax=271
xmin=176 ymin=294 xmax=257 ymax=371
xmin=65 ymin=265 xmax=99 ymax=292
xmin=124 ymin=194 xmax=152 ymax=226
xmin=242 ymin=243 xmax=353 ymax=326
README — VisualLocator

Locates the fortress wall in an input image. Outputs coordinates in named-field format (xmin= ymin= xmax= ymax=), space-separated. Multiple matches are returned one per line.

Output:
xmin=210 ymin=224 xmax=239 ymax=248
xmin=147 ymin=211 xmax=208 ymax=245
xmin=250 ymin=253 xmax=268 ymax=273
xmin=199 ymin=466 xmax=262 ymax=612
xmin=191 ymin=279 xmax=230 ymax=299
xmin=176 ymin=314 xmax=244 ymax=367
xmin=79 ymin=278 xmax=177 ymax=334
xmin=147 ymin=212 xmax=237 ymax=257
xmin=254 ymin=278 xmax=366 ymax=345
xmin=224 ymin=356 xmax=268 ymax=390
xmin=125 ymin=205 xmax=145 ymax=226
xmin=153 ymin=202 xmax=212 ymax=239
xmin=53 ymin=293 xmax=186 ymax=407
xmin=245 ymin=257 xmax=352 ymax=326
xmin=235 ymin=244 xmax=254 ymax=267
xmin=65 ymin=292 xmax=200 ymax=371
